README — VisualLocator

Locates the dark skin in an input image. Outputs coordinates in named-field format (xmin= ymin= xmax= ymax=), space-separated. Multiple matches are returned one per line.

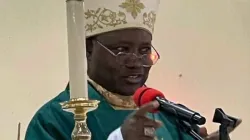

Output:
xmin=121 ymin=101 xmax=162 ymax=140
xmin=86 ymin=29 xmax=242 ymax=140
xmin=87 ymin=28 xmax=151 ymax=96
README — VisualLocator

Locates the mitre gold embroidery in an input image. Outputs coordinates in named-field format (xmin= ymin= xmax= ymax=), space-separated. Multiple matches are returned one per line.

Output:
xmin=85 ymin=8 xmax=127 ymax=32
xmin=143 ymin=11 xmax=156 ymax=32
xmin=85 ymin=0 xmax=156 ymax=32
xmin=119 ymin=0 xmax=145 ymax=19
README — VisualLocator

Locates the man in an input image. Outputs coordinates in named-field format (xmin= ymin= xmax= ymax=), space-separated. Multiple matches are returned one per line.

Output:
xmin=25 ymin=0 xmax=242 ymax=139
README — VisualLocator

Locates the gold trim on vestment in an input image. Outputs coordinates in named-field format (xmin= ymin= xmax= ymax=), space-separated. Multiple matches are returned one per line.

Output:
xmin=88 ymin=78 xmax=138 ymax=110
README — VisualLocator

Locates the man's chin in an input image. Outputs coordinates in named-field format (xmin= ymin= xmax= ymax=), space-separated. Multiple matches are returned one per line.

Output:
xmin=118 ymin=84 xmax=142 ymax=96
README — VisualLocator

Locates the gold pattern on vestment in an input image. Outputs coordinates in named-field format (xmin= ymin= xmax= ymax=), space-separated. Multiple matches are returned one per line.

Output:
xmin=88 ymin=78 xmax=137 ymax=110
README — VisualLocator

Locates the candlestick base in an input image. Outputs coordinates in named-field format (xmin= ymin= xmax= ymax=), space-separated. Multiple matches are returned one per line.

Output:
xmin=60 ymin=98 xmax=100 ymax=140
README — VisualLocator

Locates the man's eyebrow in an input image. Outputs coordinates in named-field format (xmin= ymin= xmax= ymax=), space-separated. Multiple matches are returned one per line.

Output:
xmin=141 ymin=42 xmax=152 ymax=45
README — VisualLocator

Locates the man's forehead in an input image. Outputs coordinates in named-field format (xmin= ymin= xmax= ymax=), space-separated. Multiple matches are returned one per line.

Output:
xmin=96 ymin=28 xmax=152 ymax=43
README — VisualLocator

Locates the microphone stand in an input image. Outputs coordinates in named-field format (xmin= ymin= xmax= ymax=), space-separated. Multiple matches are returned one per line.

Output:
xmin=212 ymin=108 xmax=238 ymax=140
xmin=219 ymin=124 xmax=230 ymax=140
xmin=179 ymin=120 xmax=204 ymax=140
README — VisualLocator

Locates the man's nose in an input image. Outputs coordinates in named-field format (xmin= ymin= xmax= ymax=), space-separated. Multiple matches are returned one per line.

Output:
xmin=124 ymin=54 xmax=142 ymax=68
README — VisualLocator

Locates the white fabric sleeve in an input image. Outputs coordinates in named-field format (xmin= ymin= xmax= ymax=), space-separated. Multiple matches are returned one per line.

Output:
xmin=107 ymin=127 xmax=124 ymax=140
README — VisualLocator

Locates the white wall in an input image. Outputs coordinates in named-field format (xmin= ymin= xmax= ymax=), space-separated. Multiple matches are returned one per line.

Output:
xmin=0 ymin=0 xmax=249 ymax=139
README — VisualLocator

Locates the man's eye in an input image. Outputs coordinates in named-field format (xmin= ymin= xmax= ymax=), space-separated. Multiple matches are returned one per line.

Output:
xmin=140 ymin=47 xmax=151 ymax=53
xmin=115 ymin=46 xmax=129 ymax=52
xmin=116 ymin=47 xmax=125 ymax=52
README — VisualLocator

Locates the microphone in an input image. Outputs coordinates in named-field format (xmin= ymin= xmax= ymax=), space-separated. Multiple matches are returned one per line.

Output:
xmin=133 ymin=87 xmax=206 ymax=125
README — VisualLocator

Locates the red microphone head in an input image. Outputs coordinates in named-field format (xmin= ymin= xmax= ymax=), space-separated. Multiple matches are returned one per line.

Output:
xmin=133 ymin=87 xmax=165 ymax=113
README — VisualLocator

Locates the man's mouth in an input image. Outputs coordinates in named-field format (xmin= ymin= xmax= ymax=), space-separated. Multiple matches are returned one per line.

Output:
xmin=128 ymin=75 xmax=139 ymax=78
xmin=123 ymin=74 xmax=143 ymax=84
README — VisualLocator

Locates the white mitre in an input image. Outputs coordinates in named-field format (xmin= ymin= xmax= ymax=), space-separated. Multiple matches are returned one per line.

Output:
xmin=85 ymin=0 xmax=160 ymax=38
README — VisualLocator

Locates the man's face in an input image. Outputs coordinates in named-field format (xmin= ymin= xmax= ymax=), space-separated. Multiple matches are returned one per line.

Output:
xmin=88 ymin=29 xmax=152 ymax=96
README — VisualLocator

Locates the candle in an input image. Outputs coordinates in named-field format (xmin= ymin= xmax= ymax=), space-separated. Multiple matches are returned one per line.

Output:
xmin=66 ymin=0 xmax=88 ymax=99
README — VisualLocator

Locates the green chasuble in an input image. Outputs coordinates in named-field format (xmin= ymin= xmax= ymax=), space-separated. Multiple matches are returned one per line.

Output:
xmin=25 ymin=83 xmax=195 ymax=140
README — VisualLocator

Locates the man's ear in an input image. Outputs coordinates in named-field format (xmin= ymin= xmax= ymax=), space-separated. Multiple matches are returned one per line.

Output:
xmin=86 ymin=38 xmax=94 ymax=61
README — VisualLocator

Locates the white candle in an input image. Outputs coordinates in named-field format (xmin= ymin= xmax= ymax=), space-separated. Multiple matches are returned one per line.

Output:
xmin=66 ymin=0 xmax=88 ymax=99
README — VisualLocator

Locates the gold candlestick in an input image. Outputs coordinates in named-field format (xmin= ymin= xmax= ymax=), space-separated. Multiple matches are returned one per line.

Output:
xmin=60 ymin=98 xmax=100 ymax=140
xmin=62 ymin=0 xmax=100 ymax=139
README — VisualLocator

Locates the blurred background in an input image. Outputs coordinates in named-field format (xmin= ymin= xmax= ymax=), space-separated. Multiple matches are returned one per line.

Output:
xmin=0 ymin=0 xmax=249 ymax=139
